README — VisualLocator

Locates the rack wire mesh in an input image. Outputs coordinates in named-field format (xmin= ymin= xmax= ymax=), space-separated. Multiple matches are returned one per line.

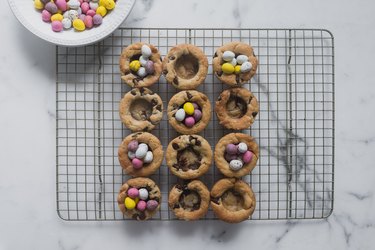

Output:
xmin=56 ymin=28 xmax=335 ymax=221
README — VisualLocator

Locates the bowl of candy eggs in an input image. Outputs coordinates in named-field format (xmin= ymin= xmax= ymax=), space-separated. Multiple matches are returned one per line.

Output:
xmin=8 ymin=0 xmax=135 ymax=46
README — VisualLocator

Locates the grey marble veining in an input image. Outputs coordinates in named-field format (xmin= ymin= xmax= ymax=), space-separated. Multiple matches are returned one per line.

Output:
xmin=1 ymin=0 xmax=375 ymax=249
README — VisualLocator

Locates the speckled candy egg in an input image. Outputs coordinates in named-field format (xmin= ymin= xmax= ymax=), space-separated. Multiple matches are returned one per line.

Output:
xmin=45 ymin=2 xmax=58 ymax=14
xmin=226 ymin=144 xmax=238 ymax=154
xmin=138 ymin=188 xmax=149 ymax=200
xmin=236 ymin=55 xmax=249 ymax=65
xmin=242 ymin=150 xmax=253 ymax=164
xmin=238 ymin=142 xmax=248 ymax=153
xmin=144 ymin=60 xmax=155 ymax=74
xmin=141 ymin=45 xmax=152 ymax=58
xmin=222 ymin=51 xmax=235 ymax=62
xmin=128 ymin=140 xmax=139 ymax=152
xmin=143 ymin=151 xmax=153 ymax=163
xmin=240 ymin=61 xmax=252 ymax=73
xmin=146 ymin=200 xmax=159 ymax=211
xmin=193 ymin=109 xmax=202 ymax=122
xmin=136 ymin=200 xmax=147 ymax=211
xmin=135 ymin=143 xmax=148 ymax=159
xmin=55 ymin=0 xmax=68 ymax=11
xmin=93 ymin=14 xmax=103 ymax=25
xmin=229 ymin=159 xmax=243 ymax=171
xmin=175 ymin=109 xmax=186 ymax=122
xmin=132 ymin=158 xmax=143 ymax=169
xmin=127 ymin=187 xmax=139 ymax=198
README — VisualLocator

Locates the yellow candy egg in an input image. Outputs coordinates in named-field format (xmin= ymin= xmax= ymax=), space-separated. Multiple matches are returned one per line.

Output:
xmin=125 ymin=197 xmax=136 ymax=210
xmin=104 ymin=0 xmax=116 ymax=10
xmin=183 ymin=102 xmax=195 ymax=115
xmin=96 ymin=6 xmax=108 ymax=17
xmin=99 ymin=0 xmax=106 ymax=6
xmin=129 ymin=60 xmax=141 ymax=72
xmin=34 ymin=0 xmax=44 ymax=10
xmin=234 ymin=65 xmax=241 ymax=74
xmin=73 ymin=19 xmax=86 ymax=31
xmin=51 ymin=13 xmax=63 ymax=22
xmin=134 ymin=197 xmax=140 ymax=204
xmin=222 ymin=63 xmax=235 ymax=74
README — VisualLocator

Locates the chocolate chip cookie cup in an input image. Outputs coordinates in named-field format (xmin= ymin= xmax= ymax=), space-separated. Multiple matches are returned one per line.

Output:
xmin=162 ymin=44 xmax=208 ymax=90
xmin=168 ymin=180 xmax=210 ymax=221
xmin=210 ymin=178 xmax=256 ymax=223
xmin=215 ymin=88 xmax=259 ymax=130
xmin=215 ymin=133 xmax=259 ymax=178
xmin=119 ymin=43 xmax=163 ymax=88
xmin=213 ymin=42 xmax=258 ymax=86
xmin=168 ymin=90 xmax=211 ymax=135
xmin=166 ymin=135 xmax=212 ymax=179
xmin=119 ymin=87 xmax=163 ymax=132
xmin=117 ymin=177 xmax=161 ymax=221
xmin=118 ymin=132 xmax=164 ymax=177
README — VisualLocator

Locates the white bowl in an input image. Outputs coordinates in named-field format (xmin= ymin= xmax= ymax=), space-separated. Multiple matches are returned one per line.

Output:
xmin=8 ymin=0 xmax=135 ymax=47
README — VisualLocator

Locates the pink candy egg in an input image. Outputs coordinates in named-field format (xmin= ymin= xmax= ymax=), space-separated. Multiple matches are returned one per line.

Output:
xmin=127 ymin=187 xmax=139 ymax=198
xmin=55 ymin=0 xmax=67 ymax=11
xmin=242 ymin=151 xmax=253 ymax=163
xmin=84 ymin=15 xmax=93 ymax=29
xmin=79 ymin=14 xmax=86 ymax=21
xmin=146 ymin=200 xmax=159 ymax=211
xmin=132 ymin=158 xmax=143 ymax=169
xmin=42 ymin=10 xmax=51 ymax=22
xmin=184 ymin=116 xmax=195 ymax=127
xmin=51 ymin=21 xmax=63 ymax=32
xmin=226 ymin=144 xmax=238 ymax=154
xmin=128 ymin=140 xmax=139 ymax=152
xmin=81 ymin=2 xmax=90 ymax=14
xmin=193 ymin=109 xmax=202 ymax=122
xmin=86 ymin=9 xmax=96 ymax=17
xmin=136 ymin=200 xmax=147 ymax=211
xmin=93 ymin=14 xmax=103 ymax=25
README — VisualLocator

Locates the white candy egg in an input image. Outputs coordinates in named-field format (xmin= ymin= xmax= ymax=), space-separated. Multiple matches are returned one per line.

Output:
xmin=144 ymin=151 xmax=153 ymax=163
xmin=236 ymin=55 xmax=249 ymax=65
xmin=138 ymin=188 xmax=149 ymax=200
xmin=128 ymin=151 xmax=136 ymax=160
xmin=135 ymin=144 xmax=148 ymax=159
xmin=62 ymin=18 xmax=72 ymax=29
xmin=139 ymin=55 xmax=148 ymax=66
xmin=238 ymin=142 xmax=248 ymax=153
xmin=229 ymin=159 xmax=243 ymax=171
xmin=68 ymin=0 xmax=80 ymax=9
xmin=141 ymin=45 xmax=152 ymax=58
xmin=222 ymin=51 xmax=235 ymax=62
xmin=240 ymin=61 xmax=252 ymax=73
xmin=89 ymin=2 xmax=99 ymax=10
xmin=137 ymin=67 xmax=147 ymax=78
xmin=230 ymin=58 xmax=237 ymax=66
xmin=175 ymin=109 xmax=186 ymax=122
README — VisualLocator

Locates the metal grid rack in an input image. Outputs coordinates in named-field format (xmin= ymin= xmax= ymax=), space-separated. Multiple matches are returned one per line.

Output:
xmin=56 ymin=28 xmax=335 ymax=221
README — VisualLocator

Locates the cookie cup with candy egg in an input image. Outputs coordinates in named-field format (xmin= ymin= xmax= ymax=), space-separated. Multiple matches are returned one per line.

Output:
xmin=167 ymin=90 xmax=211 ymax=135
xmin=118 ymin=132 xmax=163 ymax=177
xmin=214 ymin=133 xmax=259 ymax=178
xmin=117 ymin=177 xmax=161 ymax=221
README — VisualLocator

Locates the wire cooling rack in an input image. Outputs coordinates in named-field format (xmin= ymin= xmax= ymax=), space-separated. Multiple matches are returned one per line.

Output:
xmin=56 ymin=28 xmax=335 ymax=221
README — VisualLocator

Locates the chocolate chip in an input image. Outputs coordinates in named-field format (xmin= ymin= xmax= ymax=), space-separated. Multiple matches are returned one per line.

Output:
xmin=130 ymin=89 xmax=137 ymax=96
xmin=248 ymin=96 xmax=253 ymax=104
xmin=163 ymin=70 xmax=168 ymax=75
xmin=151 ymin=98 xmax=158 ymax=106
xmin=172 ymin=103 xmax=179 ymax=110
xmin=140 ymin=87 xmax=145 ymax=95
xmin=211 ymin=197 xmax=220 ymax=204
xmin=156 ymin=104 xmax=162 ymax=112
xmin=138 ymin=212 xmax=146 ymax=220
xmin=172 ymin=143 xmax=179 ymax=150
xmin=169 ymin=56 xmax=175 ymax=60
xmin=217 ymin=95 xmax=222 ymax=101
xmin=175 ymin=184 xmax=183 ymax=190
xmin=217 ymin=71 xmax=223 ymax=77
xmin=193 ymin=203 xmax=200 ymax=210
xmin=189 ymin=162 xmax=200 ymax=170
xmin=189 ymin=135 xmax=194 ymax=142
xmin=195 ymin=140 xmax=201 ymax=146
xmin=252 ymin=111 xmax=258 ymax=117
xmin=132 ymin=78 xmax=139 ymax=85
xmin=214 ymin=52 xmax=218 ymax=58
xmin=186 ymin=91 xmax=193 ymax=100
xmin=143 ymin=126 xmax=149 ymax=131
xmin=173 ymin=204 xmax=180 ymax=209
xmin=154 ymin=197 xmax=160 ymax=203
xmin=173 ymin=76 xmax=179 ymax=85
xmin=173 ymin=163 xmax=179 ymax=169
xmin=236 ymin=74 xmax=240 ymax=84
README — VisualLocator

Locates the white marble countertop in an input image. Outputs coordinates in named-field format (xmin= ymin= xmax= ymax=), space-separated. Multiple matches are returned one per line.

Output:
xmin=1 ymin=0 xmax=374 ymax=249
